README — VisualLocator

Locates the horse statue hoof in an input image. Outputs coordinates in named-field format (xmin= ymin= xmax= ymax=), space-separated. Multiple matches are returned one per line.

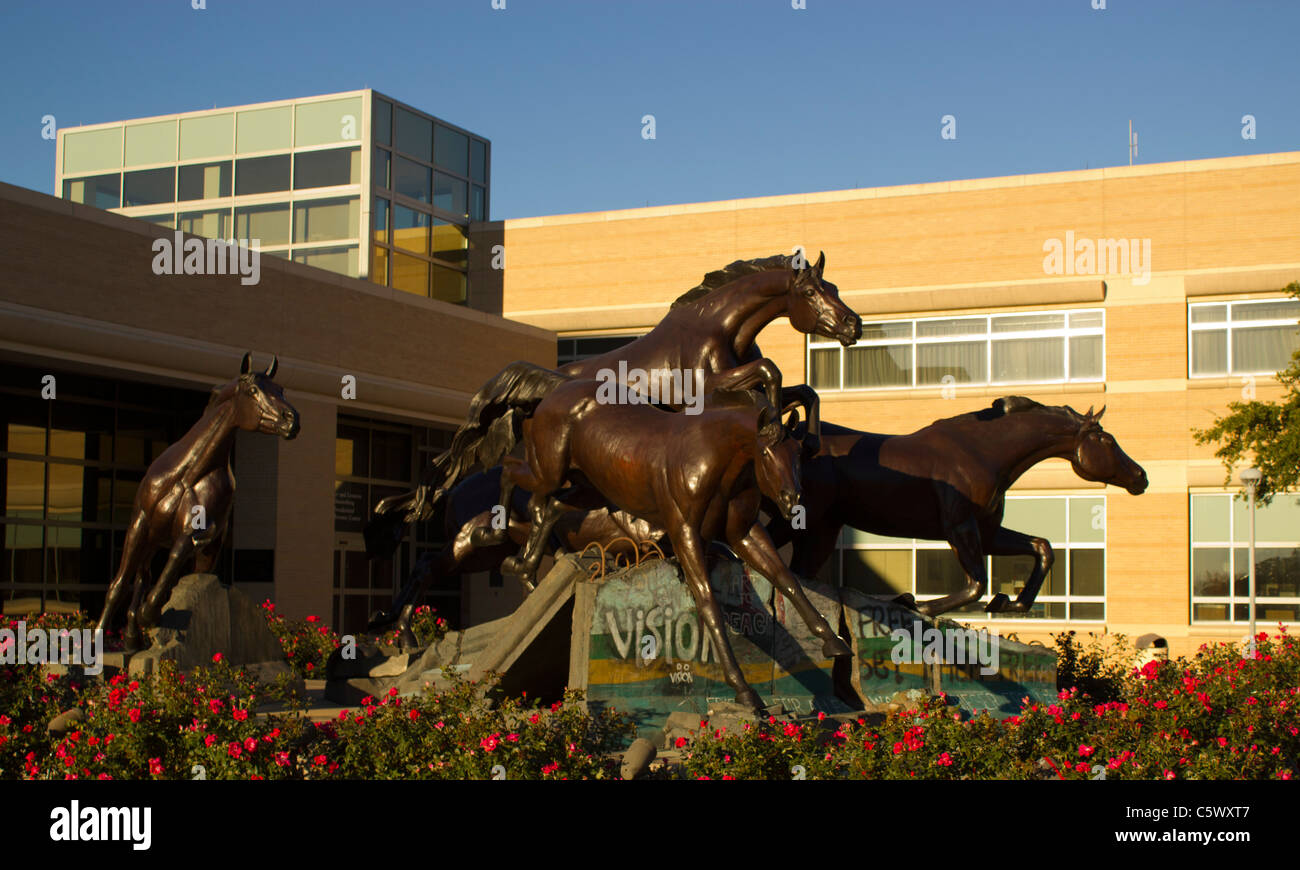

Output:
xmin=822 ymin=634 xmax=853 ymax=659
xmin=892 ymin=593 xmax=918 ymax=611
xmin=984 ymin=593 xmax=1011 ymax=613
xmin=736 ymin=688 xmax=766 ymax=716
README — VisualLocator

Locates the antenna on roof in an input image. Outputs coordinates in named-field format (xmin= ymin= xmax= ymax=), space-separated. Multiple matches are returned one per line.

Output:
xmin=1128 ymin=120 xmax=1138 ymax=165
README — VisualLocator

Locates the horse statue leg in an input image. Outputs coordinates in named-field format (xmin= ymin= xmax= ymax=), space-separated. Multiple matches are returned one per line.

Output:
xmin=137 ymin=534 xmax=196 ymax=631
xmin=984 ymin=526 xmax=1054 ymax=613
xmin=670 ymin=523 xmax=766 ymax=715
xmin=913 ymin=517 xmax=989 ymax=617
xmin=731 ymin=523 xmax=852 ymax=658
xmin=97 ymin=511 xmax=151 ymax=649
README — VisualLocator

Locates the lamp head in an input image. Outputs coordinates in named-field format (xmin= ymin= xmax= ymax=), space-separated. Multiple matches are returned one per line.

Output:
xmin=1240 ymin=467 xmax=1262 ymax=485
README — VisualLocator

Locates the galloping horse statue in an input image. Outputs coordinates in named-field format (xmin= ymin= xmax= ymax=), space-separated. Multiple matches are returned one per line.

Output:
xmin=370 ymin=464 xmax=667 ymax=649
xmin=765 ymin=397 xmax=1148 ymax=617
xmin=366 ymin=252 xmax=861 ymax=553
xmin=96 ymin=354 xmax=300 ymax=651
xmin=499 ymin=378 xmax=852 ymax=715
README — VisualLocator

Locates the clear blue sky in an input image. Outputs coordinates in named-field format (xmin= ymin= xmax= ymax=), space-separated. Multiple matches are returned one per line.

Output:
xmin=1 ymin=0 xmax=1295 ymax=220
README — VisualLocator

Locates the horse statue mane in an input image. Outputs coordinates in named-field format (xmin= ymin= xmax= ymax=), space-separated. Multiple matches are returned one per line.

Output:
xmin=670 ymin=253 xmax=799 ymax=309
xmin=974 ymin=395 xmax=1103 ymax=427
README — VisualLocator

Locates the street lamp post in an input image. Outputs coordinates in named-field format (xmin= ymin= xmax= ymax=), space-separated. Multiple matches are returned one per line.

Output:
xmin=1239 ymin=467 xmax=1262 ymax=658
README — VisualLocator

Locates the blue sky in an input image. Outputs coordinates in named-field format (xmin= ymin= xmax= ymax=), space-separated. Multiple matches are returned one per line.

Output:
xmin=1 ymin=0 xmax=1295 ymax=220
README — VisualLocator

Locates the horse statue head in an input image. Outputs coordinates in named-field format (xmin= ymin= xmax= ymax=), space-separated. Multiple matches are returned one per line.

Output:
xmin=755 ymin=405 xmax=803 ymax=520
xmin=1066 ymin=405 xmax=1147 ymax=495
xmin=785 ymin=251 xmax=862 ymax=347
xmin=215 ymin=353 xmax=300 ymax=440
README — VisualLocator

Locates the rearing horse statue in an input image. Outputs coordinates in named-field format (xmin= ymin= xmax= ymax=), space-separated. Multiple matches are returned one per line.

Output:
xmin=765 ymin=397 xmax=1148 ymax=617
xmin=367 ymin=251 xmax=860 ymax=555
xmin=96 ymin=354 xmax=300 ymax=651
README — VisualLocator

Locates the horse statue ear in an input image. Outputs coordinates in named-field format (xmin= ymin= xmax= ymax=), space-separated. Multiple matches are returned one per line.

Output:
xmin=1085 ymin=405 xmax=1095 ymax=418
xmin=264 ymin=355 xmax=278 ymax=379
xmin=240 ymin=352 xmax=252 ymax=375
xmin=1093 ymin=405 xmax=1106 ymax=422
xmin=814 ymin=250 xmax=825 ymax=276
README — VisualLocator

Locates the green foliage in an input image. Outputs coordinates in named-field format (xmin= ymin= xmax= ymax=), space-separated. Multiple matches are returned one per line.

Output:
xmin=1054 ymin=630 xmax=1130 ymax=703
xmin=6 ymin=609 xmax=1296 ymax=780
xmin=1193 ymin=281 xmax=1300 ymax=504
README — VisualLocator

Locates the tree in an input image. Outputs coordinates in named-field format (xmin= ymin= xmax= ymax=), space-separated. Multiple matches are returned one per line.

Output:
xmin=1193 ymin=282 xmax=1300 ymax=504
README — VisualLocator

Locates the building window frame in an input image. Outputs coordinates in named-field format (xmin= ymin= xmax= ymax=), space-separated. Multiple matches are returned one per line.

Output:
xmin=807 ymin=307 xmax=1105 ymax=393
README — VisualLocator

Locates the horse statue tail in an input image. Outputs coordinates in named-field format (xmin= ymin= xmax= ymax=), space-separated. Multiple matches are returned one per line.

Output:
xmin=364 ymin=361 xmax=571 ymax=558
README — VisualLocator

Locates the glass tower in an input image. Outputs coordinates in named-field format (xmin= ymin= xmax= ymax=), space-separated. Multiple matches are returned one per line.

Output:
xmin=56 ymin=89 xmax=489 ymax=305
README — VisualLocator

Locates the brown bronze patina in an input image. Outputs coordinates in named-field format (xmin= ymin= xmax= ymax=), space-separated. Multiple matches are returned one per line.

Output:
xmin=366 ymin=252 xmax=860 ymax=554
xmin=498 ymin=378 xmax=852 ymax=714
xmin=765 ymin=397 xmax=1148 ymax=617
xmin=96 ymin=354 xmax=299 ymax=650
xmin=369 ymin=464 xmax=669 ymax=648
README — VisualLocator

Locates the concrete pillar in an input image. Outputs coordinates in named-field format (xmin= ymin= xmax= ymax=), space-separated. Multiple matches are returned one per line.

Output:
xmin=273 ymin=396 xmax=336 ymax=621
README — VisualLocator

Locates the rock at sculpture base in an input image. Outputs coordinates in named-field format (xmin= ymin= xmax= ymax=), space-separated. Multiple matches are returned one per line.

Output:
xmin=126 ymin=573 xmax=290 ymax=682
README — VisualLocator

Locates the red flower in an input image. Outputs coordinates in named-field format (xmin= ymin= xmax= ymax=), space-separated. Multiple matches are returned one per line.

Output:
xmin=212 ymin=652 xmax=223 ymax=663
xmin=208 ymin=699 xmax=223 ymax=714
xmin=1078 ymin=744 xmax=1095 ymax=757
xmin=313 ymin=754 xmax=328 ymax=766
xmin=936 ymin=752 xmax=953 ymax=767
xmin=204 ymin=734 xmax=216 ymax=747
xmin=481 ymin=735 xmax=500 ymax=752
xmin=128 ymin=708 xmax=141 ymax=724
xmin=541 ymin=762 xmax=559 ymax=775
xmin=275 ymin=752 xmax=290 ymax=767
xmin=148 ymin=758 xmax=163 ymax=775
xmin=675 ymin=737 xmax=688 ymax=748
xmin=306 ymin=615 xmax=319 ymax=623
xmin=227 ymin=743 xmax=242 ymax=759
xmin=232 ymin=708 xmax=248 ymax=722
xmin=243 ymin=737 xmax=257 ymax=754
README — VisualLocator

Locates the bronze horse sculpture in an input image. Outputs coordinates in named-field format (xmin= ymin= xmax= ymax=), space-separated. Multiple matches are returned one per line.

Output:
xmin=498 ymin=378 xmax=852 ymax=714
xmin=96 ymin=354 xmax=299 ymax=650
xmin=765 ymin=397 xmax=1148 ymax=617
xmin=366 ymin=252 xmax=861 ymax=553
xmin=371 ymin=464 xmax=667 ymax=649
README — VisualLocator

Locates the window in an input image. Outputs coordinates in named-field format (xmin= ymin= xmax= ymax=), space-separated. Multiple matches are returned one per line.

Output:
xmin=809 ymin=309 xmax=1104 ymax=391
xmin=557 ymin=335 xmax=643 ymax=367
xmin=1189 ymin=299 xmax=1300 ymax=377
xmin=392 ymin=157 xmax=431 ymax=204
xmin=293 ymin=197 xmax=358 ymax=244
xmin=294 ymin=97 xmax=362 ymax=147
xmin=825 ymin=495 xmax=1106 ymax=621
xmin=394 ymin=107 xmax=432 ymax=159
xmin=234 ymin=203 xmax=290 ymax=247
xmin=1190 ymin=493 xmax=1300 ymax=623
xmin=124 ymin=121 xmax=176 ymax=166
xmin=234 ymin=154 xmax=290 ymax=196
xmin=293 ymin=246 xmax=358 ymax=277
xmin=62 ymin=174 xmax=120 ymax=209
xmin=432 ymin=219 xmax=467 ymax=266
xmin=431 ymin=264 xmax=465 ymax=304
xmin=391 ymin=252 xmax=429 ymax=297
xmin=178 ymin=162 xmax=232 ymax=201
xmin=372 ymin=148 xmax=390 ymax=191
xmin=434 ymin=172 xmax=467 ymax=218
xmin=178 ymin=208 xmax=231 ymax=240
xmin=470 ymin=139 xmax=488 ymax=184
xmin=0 ymin=363 xmax=207 ymax=617
xmin=122 ymin=168 xmax=174 ymax=207
xmin=293 ymin=147 xmax=360 ymax=189
xmin=392 ymin=204 xmax=430 ymax=255
xmin=434 ymin=125 xmax=469 ymax=177
xmin=373 ymin=98 xmax=392 ymax=147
